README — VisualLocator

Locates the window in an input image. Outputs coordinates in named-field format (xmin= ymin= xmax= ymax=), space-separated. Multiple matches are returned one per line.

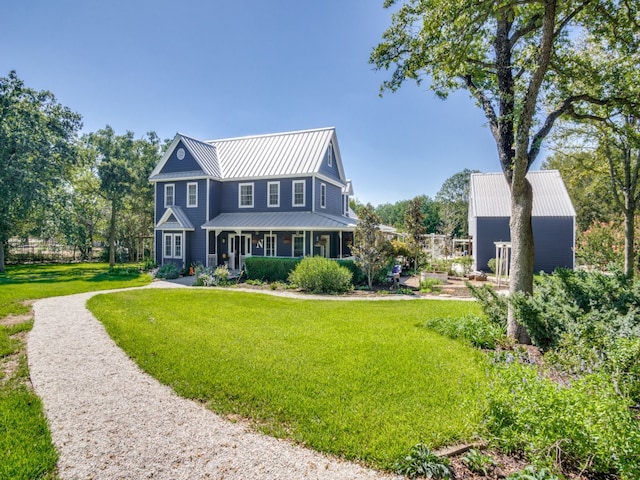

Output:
xmin=239 ymin=183 xmax=254 ymax=208
xmin=328 ymin=143 xmax=333 ymax=167
xmin=163 ymin=233 xmax=183 ymax=259
xmin=343 ymin=194 xmax=349 ymax=216
xmin=293 ymin=235 xmax=304 ymax=257
xmin=264 ymin=234 xmax=277 ymax=257
xmin=164 ymin=184 xmax=175 ymax=207
xmin=292 ymin=180 xmax=305 ymax=207
xmin=187 ymin=182 xmax=198 ymax=207
xmin=320 ymin=183 xmax=327 ymax=209
xmin=267 ymin=181 xmax=280 ymax=207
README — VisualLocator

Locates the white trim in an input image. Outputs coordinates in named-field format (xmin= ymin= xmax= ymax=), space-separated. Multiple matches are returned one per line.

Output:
xmin=238 ymin=182 xmax=254 ymax=208
xmin=292 ymin=234 xmax=305 ymax=257
xmin=267 ymin=181 xmax=280 ymax=208
xmin=162 ymin=232 xmax=184 ymax=259
xmin=264 ymin=233 xmax=277 ymax=257
xmin=164 ymin=184 xmax=175 ymax=207
xmin=292 ymin=180 xmax=305 ymax=207
xmin=187 ymin=182 xmax=198 ymax=208
xmin=206 ymin=179 xmax=210 ymax=221
xmin=320 ymin=183 xmax=327 ymax=209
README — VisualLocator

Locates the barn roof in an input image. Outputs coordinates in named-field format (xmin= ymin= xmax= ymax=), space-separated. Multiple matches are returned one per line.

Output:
xmin=469 ymin=170 xmax=576 ymax=217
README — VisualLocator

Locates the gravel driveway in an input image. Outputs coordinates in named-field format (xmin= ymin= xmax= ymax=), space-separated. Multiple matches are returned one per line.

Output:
xmin=28 ymin=283 xmax=399 ymax=480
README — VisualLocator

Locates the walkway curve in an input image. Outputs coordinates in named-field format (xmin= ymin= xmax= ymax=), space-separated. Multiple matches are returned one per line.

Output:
xmin=28 ymin=282 xmax=399 ymax=480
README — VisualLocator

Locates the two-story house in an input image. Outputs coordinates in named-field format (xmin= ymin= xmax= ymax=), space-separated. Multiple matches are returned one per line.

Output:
xmin=149 ymin=127 xmax=357 ymax=271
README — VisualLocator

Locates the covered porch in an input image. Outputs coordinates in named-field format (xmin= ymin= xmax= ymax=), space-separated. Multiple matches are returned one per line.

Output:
xmin=201 ymin=211 xmax=357 ymax=269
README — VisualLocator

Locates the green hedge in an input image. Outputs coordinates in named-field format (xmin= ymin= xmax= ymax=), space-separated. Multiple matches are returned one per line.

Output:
xmin=244 ymin=257 xmax=365 ymax=285
xmin=244 ymin=257 xmax=301 ymax=282
xmin=336 ymin=259 xmax=365 ymax=285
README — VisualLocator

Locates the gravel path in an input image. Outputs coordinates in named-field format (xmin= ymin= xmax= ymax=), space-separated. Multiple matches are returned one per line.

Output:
xmin=28 ymin=283 xmax=399 ymax=480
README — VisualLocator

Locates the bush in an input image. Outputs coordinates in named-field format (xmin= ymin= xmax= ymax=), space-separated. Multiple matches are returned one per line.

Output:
xmin=419 ymin=277 xmax=443 ymax=293
xmin=487 ymin=257 xmax=497 ymax=273
xmin=288 ymin=256 xmax=353 ymax=294
xmin=487 ymin=363 xmax=640 ymax=478
xmin=156 ymin=263 xmax=180 ymax=279
xmin=424 ymin=314 xmax=505 ymax=349
xmin=244 ymin=257 xmax=301 ymax=282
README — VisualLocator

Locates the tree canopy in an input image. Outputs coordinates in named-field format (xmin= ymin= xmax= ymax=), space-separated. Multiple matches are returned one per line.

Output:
xmin=0 ymin=71 xmax=82 ymax=271
xmin=371 ymin=0 xmax=637 ymax=342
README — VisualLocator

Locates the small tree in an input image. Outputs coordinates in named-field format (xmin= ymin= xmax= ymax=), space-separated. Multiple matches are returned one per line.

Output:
xmin=352 ymin=204 xmax=391 ymax=289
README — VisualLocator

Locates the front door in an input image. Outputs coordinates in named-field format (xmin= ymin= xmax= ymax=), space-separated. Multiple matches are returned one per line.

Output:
xmin=228 ymin=234 xmax=251 ymax=270
xmin=319 ymin=235 xmax=331 ymax=258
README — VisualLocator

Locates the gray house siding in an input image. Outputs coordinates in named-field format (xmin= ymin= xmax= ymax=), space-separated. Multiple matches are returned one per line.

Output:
xmin=318 ymin=145 xmax=342 ymax=182
xmin=209 ymin=179 xmax=222 ymax=219
xmin=220 ymin=178 xmax=311 ymax=212
xmin=160 ymin=140 xmax=202 ymax=174
xmin=474 ymin=216 xmax=574 ymax=274
xmin=314 ymin=179 xmax=343 ymax=215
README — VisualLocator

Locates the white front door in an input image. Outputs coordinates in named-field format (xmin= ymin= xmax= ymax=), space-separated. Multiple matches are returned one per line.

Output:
xmin=228 ymin=234 xmax=251 ymax=270
xmin=320 ymin=235 xmax=331 ymax=258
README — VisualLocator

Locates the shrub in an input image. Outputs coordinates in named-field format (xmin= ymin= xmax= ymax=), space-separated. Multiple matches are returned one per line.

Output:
xmin=156 ymin=263 xmax=180 ymax=279
xmin=288 ymin=256 xmax=352 ymax=294
xmin=424 ymin=314 xmax=505 ymax=349
xmin=466 ymin=283 xmax=508 ymax=330
xmin=107 ymin=265 xmax=140 ymax=276
xmin=487 ymin=363 xmax=640 ymax=478
xmin=244 ymin=257 xmax=301 ymax=282
xmin=487 ymin=257 xmax=497 ymax=273
xmin=394 ymin=444 xmax=454 ymax=479
xmin=420 ymin=277 xmax=443 ymax=293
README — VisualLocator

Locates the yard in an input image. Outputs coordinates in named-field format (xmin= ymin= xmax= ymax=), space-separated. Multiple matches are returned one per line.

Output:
xmin=0 ymin=263 xmax=152 ymax=480
xmin=88 ymin=289 xmax=486 ymax=470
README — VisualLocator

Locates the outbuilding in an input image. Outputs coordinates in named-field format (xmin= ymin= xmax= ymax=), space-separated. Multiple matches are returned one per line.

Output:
xmin=468 ymin=170 xmax=576 ymax=274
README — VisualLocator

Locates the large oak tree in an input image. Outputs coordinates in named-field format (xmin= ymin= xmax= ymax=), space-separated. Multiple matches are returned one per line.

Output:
xmin=371 ymin=0 xmax=630 ymax=342
xmin=0 ymin=71 xmax=82 ymax=272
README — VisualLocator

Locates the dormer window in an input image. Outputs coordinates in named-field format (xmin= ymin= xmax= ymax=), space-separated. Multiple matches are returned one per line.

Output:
xmin=327 ymin=143 xmax=333 ymax=167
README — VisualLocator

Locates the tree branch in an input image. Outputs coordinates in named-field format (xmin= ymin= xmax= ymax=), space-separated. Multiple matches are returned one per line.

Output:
xmin=465 ymin=75 xmax=500 ymax=144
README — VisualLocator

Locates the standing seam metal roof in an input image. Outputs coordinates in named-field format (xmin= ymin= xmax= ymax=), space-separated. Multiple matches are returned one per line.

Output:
xmin=206 ymin=127 xmax=335 ymax=179
xmin=179 ymin=135 xmax=221 ymax=177
xmin=470 ymin=170 xmax=576 ymax=217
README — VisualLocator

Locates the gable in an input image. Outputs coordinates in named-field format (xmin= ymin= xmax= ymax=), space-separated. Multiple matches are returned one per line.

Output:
xmin=149 ymin=134 xmax=221 ymax=181
xmin=470 ymin=170 xmax=575 ymax=218
xmin=160 ymin=140 xmax=203 ymax=174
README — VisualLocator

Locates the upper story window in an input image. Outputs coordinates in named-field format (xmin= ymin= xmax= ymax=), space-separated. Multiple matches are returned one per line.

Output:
xmin=343 ymin=194 xmax=349 ymax=216
xmin=327 ymin=143 xmax=333 ymax=167
xmin=239 ymin=183 xmax=254 ymax=208
xmin=267 ymin=181 xmax=280 ymax=208
xmin=320 ymin=183 xmax=327 ymax=209
xmin=292 ymin=180 xmax=305 ymax=207
xmin=187 ymin=182 xmax=198 ymax=208
xmin=164 ymin=184 xmax=175 ymax=207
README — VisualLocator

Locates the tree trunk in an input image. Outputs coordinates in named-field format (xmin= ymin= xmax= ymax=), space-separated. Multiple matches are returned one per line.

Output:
xmin=109 ymin=201 xmax=117 ymax=267
xmin=0 ymin=241 xmax=5 ymax=273
xmin=507 ymin=176 xmax=533 ymax=344
xmin=624 ymin=198 xmax=635 ymax=278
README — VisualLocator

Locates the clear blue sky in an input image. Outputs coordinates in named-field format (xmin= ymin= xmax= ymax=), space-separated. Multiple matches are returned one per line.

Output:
xmin=1 ymin=0 xmax=545 ymax=205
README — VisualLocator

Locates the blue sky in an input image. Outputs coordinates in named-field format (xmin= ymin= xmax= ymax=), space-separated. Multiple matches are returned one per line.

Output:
xmin=1 ymin=0 xmax=541 ymax=205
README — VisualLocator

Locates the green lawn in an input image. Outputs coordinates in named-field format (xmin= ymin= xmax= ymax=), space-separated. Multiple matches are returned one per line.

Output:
xmin=0 ymin=263 xmax=152 ymax=480
xmin=89 ymin=289 xmax=486 ymax=470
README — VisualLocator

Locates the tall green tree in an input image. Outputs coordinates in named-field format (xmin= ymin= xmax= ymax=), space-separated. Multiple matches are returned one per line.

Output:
xmin=371 ymin=0 xmax=628 ymax=342
xmin=404 ymin=196 xmax=426 ymax=272
xmin=0 ymin=71 xmax=82 ymax=272
xmin=85 ymin=127 xmax=136 ymax=266
xmin=352 ymin=203 xmax=391 ymax=289
xmin=436 ymin=169 xmax=479 ymax=238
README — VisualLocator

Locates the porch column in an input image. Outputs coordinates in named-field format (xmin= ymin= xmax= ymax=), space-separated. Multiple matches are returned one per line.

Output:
xmin=205 ymin=229 xmax=210 ymax=267
xmin=339 ymin=231 xmax=343 ymax=258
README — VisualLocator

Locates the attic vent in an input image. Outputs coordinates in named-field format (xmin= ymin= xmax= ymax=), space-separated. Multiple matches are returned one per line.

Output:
xmin=176 ymin=148 xmax=185 ymax=160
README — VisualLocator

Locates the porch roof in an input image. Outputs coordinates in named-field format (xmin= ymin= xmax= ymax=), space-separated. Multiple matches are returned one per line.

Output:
xmin=156 ymin=206 xmax=195 ymax=231
xmin=201 ymin=211 xmax=357 ymax=231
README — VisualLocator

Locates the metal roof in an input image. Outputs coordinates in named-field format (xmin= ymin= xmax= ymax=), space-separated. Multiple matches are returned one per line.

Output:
xmin=155 ymin=206 xmax=195 ymax=231
xmin=206 ymin=127 xmax=336 ymax=179
xmin=470 ymin=170 xmax=575 ymax=217
xmin=201 ymin=211 xmax=357 ymax=231
xmin=180 ymin=135 xmax=221 ymax=177
xmin=149 ymin=170 xmax=208 ymax=181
